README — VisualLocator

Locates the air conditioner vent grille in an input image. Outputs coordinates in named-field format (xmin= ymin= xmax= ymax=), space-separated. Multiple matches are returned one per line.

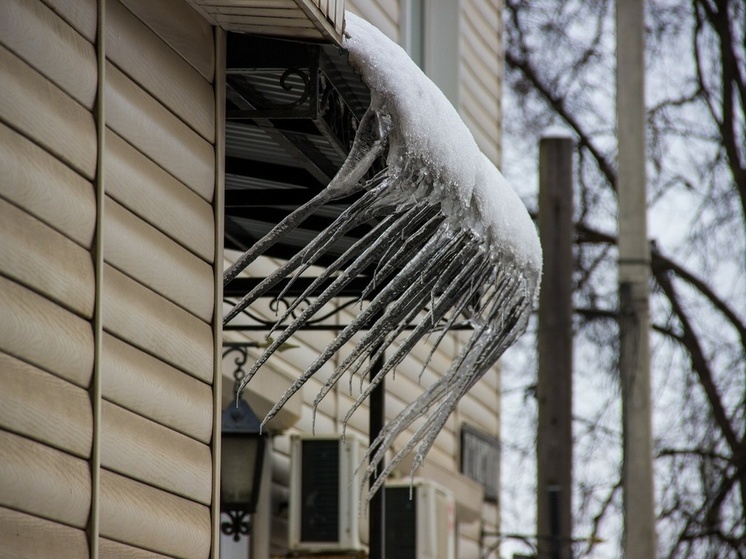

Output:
xmin=385 ymin=486 xmax=417 ymax=558
xmin=300 ymin=439 xmax=340 ymax=542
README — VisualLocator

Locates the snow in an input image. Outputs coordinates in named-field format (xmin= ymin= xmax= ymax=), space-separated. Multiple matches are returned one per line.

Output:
xmin=344 ymin=13 xmax=543 ymax=283
xmin=541 ymin=125 xmax=575 ymax=139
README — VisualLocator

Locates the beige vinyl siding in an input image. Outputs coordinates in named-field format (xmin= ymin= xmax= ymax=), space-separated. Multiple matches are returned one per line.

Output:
xmin=98 ymin=1 xmax=217 ymax=555
xmin=0 ymin=508 xmax=89 ymax=559
xmin=0 ymin=1 xmax=220 ymax=557
xmin=347 ymin=0 xmax=399 ymax=41
xmin=460 ymin=0 xmax=502 ymax=165
xmin=0 ymin=123 xmax=96 ymax=247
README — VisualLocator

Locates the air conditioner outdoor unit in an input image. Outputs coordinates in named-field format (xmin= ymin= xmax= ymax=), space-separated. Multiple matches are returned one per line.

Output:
xmin=288 ymin=434 xmax=368 ymax=553
xmin=385 ymin=478 xmax=456 ymax=559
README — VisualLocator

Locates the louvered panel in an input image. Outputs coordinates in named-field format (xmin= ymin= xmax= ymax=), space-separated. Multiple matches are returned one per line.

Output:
xmin=0 ymin=277 xmax=94 ymax=388
xmin=0 ymin=44 xmax=97 ymax=180
xmin=100 ymin=470 xmax=211 ymax=559
xmin=105 ymin=61 xmax=215 ymax=201
xmin=0 ymin=507 xmax=89 ymax=559
xmin=105 ymin=197 xmax=214 ymax=322
xmin=119 ymin=0 xmax=215 ymax=82
xmin=105 ymin=130 xmax=214 ymax=263
xmin=101 ymin=401 xmax=212 ymax=504
xmin=0 ymin=123 xmax=95 ymax=248
xmin=0 ymin=198 xmax=95 ymax=318
xmin=101 ymin=333 xmax=213 ymax=444
xmin=41 ymin=0 xmax=97 ymax=41
xmin=0 ymin=430 xmax=91 ymax=528
xmin=0 ymin=0 xmax=97 ymax=108
xmin=106 ymin=0 xmax=215 ymax=142
xmin=0 ymin=353 xmax=92 ymax=459
xmin=102 ymin=265 xmax=213 ymax=383
xmin=99 ymin=538 xmax=173 ymax=559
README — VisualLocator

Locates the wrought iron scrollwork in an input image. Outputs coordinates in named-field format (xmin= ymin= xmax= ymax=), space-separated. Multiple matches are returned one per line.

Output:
xmin=222 ymin=344 xmax=251 ymax=397
xmin=227 ymin=68 xmax=312 ymax=115
xmin=317 ymin=72 xmax=359 ymax=153
xmin=221 ymin=509 xmax=251 ymax=542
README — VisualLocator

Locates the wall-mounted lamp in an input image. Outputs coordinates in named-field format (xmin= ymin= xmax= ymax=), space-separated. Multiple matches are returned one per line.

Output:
xmin=221 ymin=345 xmax=269 ymax=541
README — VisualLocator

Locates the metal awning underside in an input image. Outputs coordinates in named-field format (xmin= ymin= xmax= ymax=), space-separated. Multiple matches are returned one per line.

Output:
xmin=224 ymin=32 xmax=385 ymax=322
xmin=190 ymin=0 xmax=345 ymax=45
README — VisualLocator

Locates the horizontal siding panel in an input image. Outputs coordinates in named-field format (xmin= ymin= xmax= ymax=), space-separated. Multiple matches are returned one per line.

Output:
xmin=107 ymin=0 xmax=215 ymax=142
xmin=101 ymin=401 xmax=213 ymax=505
xmin=0 ymin=122 xmax=95 ymax=248
xmin=461 ymin=56 xmax=499 ymax=116
xmin=0 ymin=198 xmax=95 ymax=318
xmin=105 ymin=61 xmax=215 ymax=201
xmin=459 ymin=393 xmax=499 ymax=435
xmin=100 ymin=470 xmax=211 ymax=559
xmin=0 ymin=352 xmax=92 ymax=458
xmin=463 ymin=1 xmax=499 ymax=51
xmin=462 ymin=26 xmax=499 ymax=78
xmin=119 ymin=0 xmax=215 ymax=82
xmin=0 ymin=44 xmax=97 ymax=179
xmin=41 ymin=0 xmax=97 ymax=42
xmin=461 ymin=57 xmax=499 ymax=116
xmin=99 ymin=538 xmax=173 ymax=559
xmin=105 ymin=130 xmax=214 ymax=262
xmin=0 ymin=507 xmax=89 ymax=559
xmin=461 ymin=103 xmax=498 ymax=163
xmin=346 ymin=0 xmax=399 ymax=41
xmin=105 ymin=196 xmax=214 ymax=321
xmin=0 ymin=276 xmax=94 ymax=388
xmin=464 ymin=368 xmax=500 ymax=410
xmin=102 ymin=333 xmax=213 ymax=443
xmin=102 ymin=265 xmax=213 ymax=383
xmin=0 ymin=430 xmax=90 ymax=528
xmin=0 ymin=0 xmax=97 ymax=108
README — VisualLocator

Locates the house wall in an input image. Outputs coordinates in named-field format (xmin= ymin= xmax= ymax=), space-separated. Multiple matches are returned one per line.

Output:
xmin=0 ymin=0 xmax=221 ymax=557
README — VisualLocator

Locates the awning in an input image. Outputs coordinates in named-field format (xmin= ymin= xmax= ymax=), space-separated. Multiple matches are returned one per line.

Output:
xmin=190 ymin=0 xmax=344 ymax=45
xmin=223 ymin=13 xmax=542 ymax=493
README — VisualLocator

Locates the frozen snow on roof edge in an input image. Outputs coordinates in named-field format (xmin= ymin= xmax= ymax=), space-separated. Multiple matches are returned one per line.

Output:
xmin=343 ymin=13 xmax=542 ymax=284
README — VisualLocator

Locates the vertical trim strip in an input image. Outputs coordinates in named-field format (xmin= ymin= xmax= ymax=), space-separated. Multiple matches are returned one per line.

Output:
xmin=89 ymin=0 xmax=106 ymax=556
xmin=211 ymin=25 xmax=226 ymax=559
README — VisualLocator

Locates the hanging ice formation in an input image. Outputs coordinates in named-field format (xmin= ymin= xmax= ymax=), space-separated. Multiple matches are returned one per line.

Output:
xmin=224 ymin=13 xmax=542 ymax=496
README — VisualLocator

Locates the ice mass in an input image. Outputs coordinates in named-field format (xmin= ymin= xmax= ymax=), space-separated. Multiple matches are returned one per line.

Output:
xmin=224 ymin=13 xmax=542 ymax=496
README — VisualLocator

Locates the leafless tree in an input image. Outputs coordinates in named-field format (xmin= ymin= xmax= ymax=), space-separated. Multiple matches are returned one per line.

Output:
xmin=501 ymin=0 xmax=745 ymax=557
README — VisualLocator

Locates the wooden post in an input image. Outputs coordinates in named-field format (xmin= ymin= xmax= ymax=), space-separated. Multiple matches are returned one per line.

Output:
xmin=616 ymin=1 xmax=657 ymax=557
xmin=537 ymin=133 xmax=574 ymax=559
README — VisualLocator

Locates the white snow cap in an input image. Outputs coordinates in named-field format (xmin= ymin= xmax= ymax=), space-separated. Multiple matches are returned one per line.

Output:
xmin=343 ymin=13 xmax=542 ymax=282
xmin=541 ymin=125 xmax=574 ymax=139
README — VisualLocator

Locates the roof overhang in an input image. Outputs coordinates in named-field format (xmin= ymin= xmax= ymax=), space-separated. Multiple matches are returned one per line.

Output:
xmin=186 ymin=0 xmax=345 ymax=45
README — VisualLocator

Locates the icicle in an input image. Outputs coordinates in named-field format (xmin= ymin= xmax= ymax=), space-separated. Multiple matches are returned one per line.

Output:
xmin=224 ymin=13 xmax=543 ymax=497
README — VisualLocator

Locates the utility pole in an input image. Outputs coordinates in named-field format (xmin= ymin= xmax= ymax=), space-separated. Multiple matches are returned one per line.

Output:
xmin=616 ymin=1 xmax=657 ymax=558
xmin=537 ymin=132 xmax=574 ymax=559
